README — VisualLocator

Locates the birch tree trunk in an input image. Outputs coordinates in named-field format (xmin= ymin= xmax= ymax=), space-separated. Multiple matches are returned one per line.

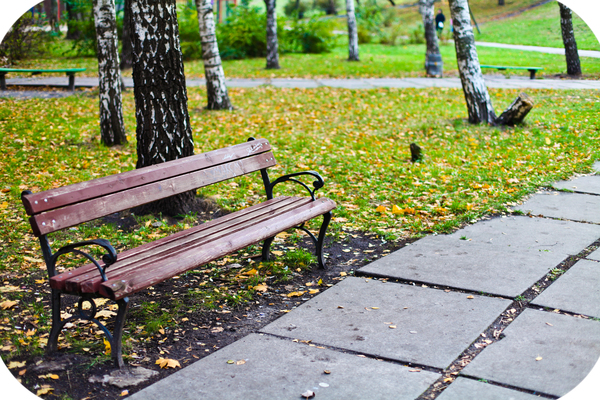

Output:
xmin=93 ymin=0 xmax=127 ymax=146
xmin=419 ymin=0 xmax=442 ymax=76
xmin=448 ymin=0 xmax=496 ymax=124
xmin=195 ymin=0 xmax=233 ymax=110
xmin=558 ymin=2 xmax=581 ymax=76
xmin=120 ymin=0 xmax=133 ymax=70
xmin=265 ymin=0 xmax=280 ymax=69
xmin=128 ymin=0 xmax=196 ymax=215
xmin=346 ymin=0 xmax=359 ymax=61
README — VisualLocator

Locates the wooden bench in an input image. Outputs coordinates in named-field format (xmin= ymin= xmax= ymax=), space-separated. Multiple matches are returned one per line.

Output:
xmin=0 ymin=67 xmax=86 ymax=90
xmin=480 ymin=65 xmax=543 ymax=80
xmin=21 ymin=138 xmax=336 ymax=367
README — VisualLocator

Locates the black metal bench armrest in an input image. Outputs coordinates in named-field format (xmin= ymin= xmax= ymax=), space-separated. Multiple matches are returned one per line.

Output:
xmin=268 ymin=171 xmax=325 ymax=201
xmin=48 ymin=239 xmax=117 ymax=281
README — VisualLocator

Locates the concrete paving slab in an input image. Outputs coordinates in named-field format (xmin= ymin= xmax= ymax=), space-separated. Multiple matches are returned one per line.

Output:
xmin=0 ymin=90 xmax=75 ymax=99
xmin=461 ymin=309 xmax=600 ymax=397
xmin=436 ymin=377 xmax=543 ymax=400
xmin=514 ymin=191 xmax=600 ymax=224
xmin=270 ymin=79 xmax=321 ymax=88
xmin=587 ymin=248 xmax=600 ymax=261
xmin=260 ymin=277 xmax=510 ymax=369
xmin=360 ymin=238 xmax=564 ymax=297
xmin=127 ymin=333 xmax=440 ymax=400
xmin=530 ymin=260 xmax=600 ymax=318
xmin=593 ymin=161 xmax=600 ymax=173
xmin=553 ymin=175 xmax=600 ymax=195
xmin=360 ymin=216 xmax=600 ymax=297
xmin=440 ymin=216 xmax=600 ymax=253
xmin=317 ymin=79 xmax=376 ymax=89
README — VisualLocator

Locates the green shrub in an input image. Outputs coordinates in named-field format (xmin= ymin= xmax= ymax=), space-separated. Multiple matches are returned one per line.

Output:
xmin=177 ymin=3 xmax=202 ymax=60
xmin=216 ymin=4 xmax=269 ymax=60
xmin=356 ymin=3 xmax=383 ymax=44
xmin=283 ymin=0 xmax=310 ymax=18
xmin=0 ymin=13 xmax=48 ymax=65
xmin=286 ymin=15 xmax=335 ymax=54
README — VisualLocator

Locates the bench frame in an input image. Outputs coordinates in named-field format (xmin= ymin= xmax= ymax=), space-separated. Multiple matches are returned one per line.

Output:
xmin=22 ymin=138 xmax=334 ymax=367
xmin=480 ymin=65 xmax=543 ymax=80
xmin=0 ymin=68 xmax=86 ymax=91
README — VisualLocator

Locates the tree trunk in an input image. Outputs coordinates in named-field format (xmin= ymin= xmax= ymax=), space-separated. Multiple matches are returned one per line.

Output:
xmin=498 ymin=0 xmax=504 ymax=5
xmin=265 ymin=0 xmax=280 ymax=69
xmin=65 ymin=0 xmax=81 ymax=40
xmin=346 ymin=0 xmax=359 ymax=61
xmin=120 ymin=0 xmax=133 ymax=70
xmin=558 ymin=2 xmax=581 ymax=76
xmin=420 ymin=0 xmax=443 ymax=77
xmin=195 ymin=0 xmax=233 ymax=110
xmin=128 ymin=0 xmax=196 ymax=216
xmin=449 ymin=0 xmax=496 ymax=124
xmin=496 ymin=93 xmax=534 ymax=126
xmin=93 ymin=0 xmax=127 ymax=146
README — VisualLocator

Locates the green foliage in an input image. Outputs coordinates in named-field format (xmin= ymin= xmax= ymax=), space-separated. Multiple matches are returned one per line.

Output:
xmin=282 ymin=249 xmax=316 ymax=270
xmin=177 ymin=3 xmax=203 ymax=60
xmin=286 ymin=15 xmax=335 ymax=54
xmin=216 ymin=4 xmax=268 ymax=60
xmin=283 ymin=0 xmax=310 ymax=18
xmin=356 ymin=3 xmax=384 ymax=44
xmin=66 ymin=0 xmax=98 ymax=56
xmin=0 ymin=14 xmax=48 ymax=65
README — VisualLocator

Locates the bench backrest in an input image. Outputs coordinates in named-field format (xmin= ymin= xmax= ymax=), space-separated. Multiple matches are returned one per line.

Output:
xmin=22 ymin=138 xmax=276 ymax=237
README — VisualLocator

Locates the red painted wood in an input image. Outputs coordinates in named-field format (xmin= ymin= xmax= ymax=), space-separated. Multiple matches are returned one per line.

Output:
xmin=56 ymin=197 xmax=303 ymax=293
xmin=100 ymin=198 xmax=336 ymax=300
xmin=22 ymin=139 xmax=271 ymax=215
xmin=50 ymin=197 xmax=295 ymax=292
xmin=30 ymin=152 xmax=277 ymax=236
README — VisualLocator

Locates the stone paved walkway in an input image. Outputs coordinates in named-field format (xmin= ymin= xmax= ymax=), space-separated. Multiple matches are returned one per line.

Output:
xmin=126 ymin=167 xmax=600 ymax=399
xmin=0 ymin=74 xmax=599 ymax=98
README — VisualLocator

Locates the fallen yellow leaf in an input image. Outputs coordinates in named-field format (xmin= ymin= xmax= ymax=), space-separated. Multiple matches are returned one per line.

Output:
xmin=0 ymin=300 xmax=18 ymax=310
xmin=287 ymin=291 xmax=306 ymax=297
xmin=156 ymin=358 xmax=181 ymax=369
xmin=536 ymin=356 xmax=543 ymax=361
xmin=375 ymin=205 xmax=387 ymax=213
xmin=8 ymin=361 xmax=26 ymax=369
xmin=253 ymin=284 xmax=269 ymax=292
xmin=103 ymin=338 xmax=111 ymax=355
xmin=0 ymin=202 xmax=8 ymax=209
xmin=545 ymin=137 xmax=551 ymax=145
xmin=466 ymin=295 xmax=474 ymax=299
xmin=392 ymin=205 xmax=404 ymax=215
xmin=36 ymin=386 xmax=53 ymax=396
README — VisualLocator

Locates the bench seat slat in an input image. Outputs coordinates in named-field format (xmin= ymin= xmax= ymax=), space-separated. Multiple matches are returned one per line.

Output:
xmin=54 ymin=197 xmax=305 ymax=293
xmin=100 ymin=197 xmax=336 ymax=300
xmin=49 ymin=197 xmax=295 ymax=291
xmin=76 ymin=197 xmax=312 ymax=295
xmin=22 ymin=139 xmax=271 ymax=215
xmin=29 ymin=151 xmax=277 ymax=236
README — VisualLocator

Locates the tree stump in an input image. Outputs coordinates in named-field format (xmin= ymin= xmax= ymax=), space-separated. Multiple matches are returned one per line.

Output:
xmin=496 ymin=93 xmax=535 ymax=126
xmin=410 ymin=143 xmax=423 ymax=163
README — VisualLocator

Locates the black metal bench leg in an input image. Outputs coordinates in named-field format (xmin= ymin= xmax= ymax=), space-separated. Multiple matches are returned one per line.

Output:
xmin=529 ymin=69 xmax=536 ymax=80
xmin=67 ymin=73 xmax=75 ymax=91
xmin=261 ymin=237 xmax=275 ymax=262
xmin=111 ymin=297 xmax=130 ymax=368
xmin=47 ymin=289 xmax=63 ymax=354
xmin=316 ymin=211 xmax=332 ymax=269
xmin=0 ymin=73 xmax=6 ymax=91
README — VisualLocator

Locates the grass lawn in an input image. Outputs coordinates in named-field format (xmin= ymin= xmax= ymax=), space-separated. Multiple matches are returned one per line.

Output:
xmin=11 ymin=42 xmax=600 ymax=80
xmin=0 ymin=83 xmax=599 ymax=394
xmin=474 ymin=1 xmax=600 ymax=51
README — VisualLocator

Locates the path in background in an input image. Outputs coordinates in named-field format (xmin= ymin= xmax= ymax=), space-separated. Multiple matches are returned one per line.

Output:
xmin=1 ymin=75 xmax=599 ymax=99
xmin=475 ymin=41 xmax=600 ymax=58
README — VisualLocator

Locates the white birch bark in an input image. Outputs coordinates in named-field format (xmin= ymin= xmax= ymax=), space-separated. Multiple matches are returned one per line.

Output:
xmin=419 ymin=0 xmax=442 ymax=76
xmin=195 ymin=0 xmax=233 ymax=110
xmin=448 ymin=0 xmax=496 ymax=124
xmin=265 ymin=0 xmax=280 ymax=69
xmin=558 ymin=2 xmax=581 ymax=76
xmin=346 ymin=0 xmax=359 ymax=61
xmin=92 ymin=0 xmax=127 ymax=146
xmin=129 ymin=0 xmax=196 ymax=215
